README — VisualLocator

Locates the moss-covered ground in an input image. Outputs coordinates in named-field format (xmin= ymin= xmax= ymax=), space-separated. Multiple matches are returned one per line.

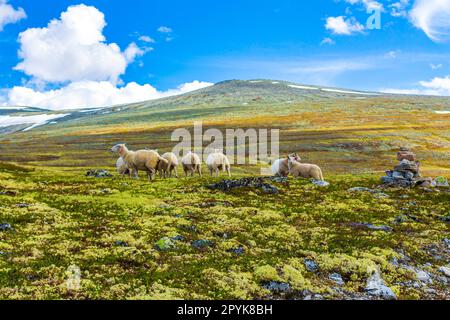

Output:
xmin=0 ymin=162 xmax=448 ymax=300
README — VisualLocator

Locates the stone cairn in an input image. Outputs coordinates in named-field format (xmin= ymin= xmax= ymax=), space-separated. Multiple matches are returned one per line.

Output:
xmin=381 ymin=148 xmax=433 ymax=188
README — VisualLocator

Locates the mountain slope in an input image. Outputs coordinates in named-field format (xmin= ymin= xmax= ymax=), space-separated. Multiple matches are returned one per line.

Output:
xmin=0 ymin=79 xmax=449 ymax=176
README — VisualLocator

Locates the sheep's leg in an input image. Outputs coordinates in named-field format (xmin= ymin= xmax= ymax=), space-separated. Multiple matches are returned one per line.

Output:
xmin=227 ymin=166 xmax=231 ymax=177
xmin=198 ymin=166 xmax=202 ymax=177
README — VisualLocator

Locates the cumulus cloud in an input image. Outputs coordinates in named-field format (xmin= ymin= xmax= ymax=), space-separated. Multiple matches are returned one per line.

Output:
xmin=3 ymin=4 xmax=213 ymax=110
xmin=325 ymin=16 xmax=364 ymax=35
xmin=157 ymin=26 xmax=172 ymax=33
xmin=6 ymin=80 xmax=213 ymax=110
xmin=14 ymin=4 xmax=145 ymax=84
xmin=0 ymin=0 xmax=26 ymax=31
xmin=383 ymin=76 xmax=450 ymax=96
xmin=410 ymin=0 xmax=450 ymax=42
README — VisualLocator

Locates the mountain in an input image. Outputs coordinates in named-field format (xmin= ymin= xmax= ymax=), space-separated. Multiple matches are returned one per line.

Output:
xmin=0 ymin=79 xmax=449 ymax=176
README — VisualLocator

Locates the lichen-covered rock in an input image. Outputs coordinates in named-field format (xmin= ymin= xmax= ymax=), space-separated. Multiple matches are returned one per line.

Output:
xmin=0 ymin=223 xmax=12 ymax=231
xmin=329 ymin=273 xmax=344 ymax=285
xmin=207 ymin=177 xmax=279 ymax=194
xmin=365 ymin=271 xmax=397 ymax=300
xmin=304 ymin=259 xmax=319 ymax=272
xmin=434 ymin=177 xmax=449 ymax=187
xmin=86 ymin=169 xmax=113 ymax=178
xmin=192 ymin=239 xmax=214 ymax=250
xmin=439 ymin=266 xmax=450 ymax=277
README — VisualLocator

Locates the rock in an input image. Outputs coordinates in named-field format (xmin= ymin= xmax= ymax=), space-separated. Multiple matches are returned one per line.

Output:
xmin=438 ymin=266 xmax=450 ymax=277
xmin=365 ymin=270 xmax=397 ymax=300
xmin=434 ymin=177 xmax=449 ymax=187
xmin=349 ymin=222 xmax=392 ymax=232
xmin=228 ymin=247 xmax=245 ymax=256
xmin=416 ymin=270 xmax=432 ymax=283
xmin=86 ymin=169 xmax=113 ymax=178
xmin=155 ymin=237 xmax=176 ymax=251
xmin=170 ymin=235 xmax=185 ymax=242
xmin=439 ymin=216 xmax=450 ymax=223
xmin=192 ymin=239 xmax=214 ymax=250
xmin=269 ymin=176 xmax=289 ymax=184
xmin=262 ymin=281 xmax=292 ymax=294
xmin=114 ymin=240 xmax=129 ymax=247
xmin=392 ymin=171 xmax=406 ymax=179
xmin=443 ymin=238 xmax=450 ymax=248
xmin=404 ymin=172 xmax=415 ymax=180
xmin=0 ymin=190 xmax=17 ymax=196
xmin=207 ymin=177 xmax=279 ymax=194
xmin=373 ymin=193 xmax=390 ymax=199
xmin=312 ymin=180 xmax=330 ymax=187
xmin=16 ymin=203 xmax=30 ymax=208
xmin=0 ymin=223 xmax=12 ymax=231
xmin=198 ymin=201 xmax=233 ymax=208
xmin=348 ymin=187 xmax=374 ymax=193
xmin=394 ymin=160 xmax=419 ymax=174
xmin=329 ymin=273 xmax=344 ymax=285
xmin=304 ymin=259 xmax=319 ymax=272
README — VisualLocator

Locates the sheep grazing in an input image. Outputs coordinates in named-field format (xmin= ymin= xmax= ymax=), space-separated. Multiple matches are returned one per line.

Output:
xmin=271 ymin=153 xmax=301 ymax=177
xmin=287 ymin=155 xmax=324 ymax=181
xmin=111 ymin=144 xmax=168 ymax=181
xmin=206 ymin=152 xmax=231 ymax=177
xmin=157 ymin=152 xmax=179 ymax=178
xmin=181 ymin=152 xmax=202 ymax=177
xmin=116 ymin=157 xmax=130 ymax=175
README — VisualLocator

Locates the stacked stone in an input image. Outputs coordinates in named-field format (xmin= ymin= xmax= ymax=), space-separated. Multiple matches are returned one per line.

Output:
xmin=382 ymin=148 xmax=428 ymax=187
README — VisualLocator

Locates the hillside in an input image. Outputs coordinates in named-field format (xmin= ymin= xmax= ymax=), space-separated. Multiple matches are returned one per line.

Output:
xmin=0 ymin=80 xmax=449 ymax=176
xmin=0 ymin=80 xmax=449 ymax=300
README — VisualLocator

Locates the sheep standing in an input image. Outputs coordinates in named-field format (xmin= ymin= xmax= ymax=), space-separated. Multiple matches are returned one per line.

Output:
xmin=206 ymin=152 xmax=231 ymax=177
xmin=157 ymin=152 xmax=179 ymax=178
xmin=271 ymin=153 xmax=301 ymax=177
xmin=181 ymin=152 xmax=202 ymax=177
xmin=111 ymin=144 xmax=168 ymax=181
xmin=116 ymin=157 xmax=130 ymax=176
xmin=287 ymin=155 xmax=324 ymax=181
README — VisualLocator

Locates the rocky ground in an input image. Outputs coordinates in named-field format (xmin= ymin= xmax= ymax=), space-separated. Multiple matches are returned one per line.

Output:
xmin=0 ymin=162 xmax=449 ymax=300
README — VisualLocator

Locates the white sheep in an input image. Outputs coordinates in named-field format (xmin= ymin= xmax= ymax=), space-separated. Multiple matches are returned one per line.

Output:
xmin=206 ymin=152 xmax=231 ymax=177
xmin=271 ymin=153 xmax=301 ymax=177
xmin=181 ymin=152 xmax=202 ymax=177
xmin=111 ymin=144 xmax=168 ymax=181
xmin=287 ymin=154 xmax=324 ymax=181
xmin=116 ymin=157 xmax=130 ymax=175
xmin=157 ymin=152 xmax=179 ymax=178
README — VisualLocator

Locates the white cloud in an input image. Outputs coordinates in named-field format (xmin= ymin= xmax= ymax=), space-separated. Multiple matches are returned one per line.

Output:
xmin=2 ymin=5 xmax=212 ymax=111
xmin=14 ymin=4 xmax=144 ymax=84
xmin=139 ymin=35 xmax=155 ymax=43
xmin=344 ymin=0 xmax=383 ymax=11
xmin=325 ymin=16 xmax=364 ymax=35
xmin=0 ymin=0 xmax=26 ymax=31
xmin=5 ymin=80 xmax=213 ymax=110
xmin=430 ymin=63 xmax=443 ymax=70
xmin=383 ymin=76 xmax=450 ymax=96
xmin=384 ymin=50 xmax=401 ymax=59
xmin=410 ymin=0 xmax=450 ymax=42
xmin=389 ymin=0 xmax=410 ymax=17
xmin=321 ymin=37 xmax=336 ymax=45
xmin=157 ymin=26 xmax=172 ymax=33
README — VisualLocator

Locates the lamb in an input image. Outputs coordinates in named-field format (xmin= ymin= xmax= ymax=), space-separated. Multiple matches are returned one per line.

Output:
xmin=271 ymin=153 xmax=301 ymax=177
xmin=181 ymin=152 xmax=202 ymax=177
xmin=206 ymin=152 xmax=231 ymax=177
xmin=157 ymin=152 xmax=179 ymax=178
xmin=111 ymin=144 xmax=168 ymax=181
xmin=116 ymin=157 xmax=130 ymax=175
xmin=287 ymin=155 xmax=324 ymax=181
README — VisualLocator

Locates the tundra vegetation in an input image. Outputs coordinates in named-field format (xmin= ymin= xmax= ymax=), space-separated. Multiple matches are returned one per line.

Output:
xmin=0 ymin=80 xmax=448 ymax=300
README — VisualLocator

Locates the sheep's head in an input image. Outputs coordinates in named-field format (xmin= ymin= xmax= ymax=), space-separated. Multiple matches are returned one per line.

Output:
xmin=288 ymin=153 xmax=301 ymax=162
xmin=111 ymin=144 xmax=125 ymax=154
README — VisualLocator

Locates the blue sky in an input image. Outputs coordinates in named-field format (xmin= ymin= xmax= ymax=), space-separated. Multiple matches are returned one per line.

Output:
xmin=1 ymin=0 xmax=450 ymax=109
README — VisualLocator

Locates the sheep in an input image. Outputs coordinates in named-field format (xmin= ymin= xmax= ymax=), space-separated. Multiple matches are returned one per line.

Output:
xmin=157 ymin=152 xmax=179 ymax=178
xmin=116 ymin=157 xmax=130 ymax=176
xmin=287 ymin=154 xmax=324 ymax=181
xmin=181 ymin=152 xmax=202 ymax=177
xmin=206 ymin=152 xmax=231 ymax=177
xmin=271 ymin=153 xmax=301 ymax=177
xmin=111 ymin=144 xmax=168 ymax=181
